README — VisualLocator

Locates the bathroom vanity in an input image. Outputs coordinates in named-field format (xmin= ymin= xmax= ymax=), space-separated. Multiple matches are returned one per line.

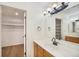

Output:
xmin=34 ymin=42 xmax=54 ymax=57
xmin=33 ymin=37 xmax=79 ymax=57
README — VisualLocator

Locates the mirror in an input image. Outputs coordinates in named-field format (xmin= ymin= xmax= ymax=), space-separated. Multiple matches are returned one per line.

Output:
xmin=68 ymin=20 xmax=79 ymax=33
xmin=75 ymin=20 xmax=79 ymax=32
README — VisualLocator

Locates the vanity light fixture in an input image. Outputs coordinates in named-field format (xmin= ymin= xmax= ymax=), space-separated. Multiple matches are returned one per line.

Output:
xmin=43 ymin=2 xmax=69 ymax=16
xmin=71 ymin=17 xmax=78 ymax=21
xmin=50 ymin=2 xmax=69 ymax=15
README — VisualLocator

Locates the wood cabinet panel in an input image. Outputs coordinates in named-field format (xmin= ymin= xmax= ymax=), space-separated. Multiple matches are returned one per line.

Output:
xmin=2 ymin=44 xmax=24 ymax=57
xmin=34 ymin=42 xmax=54 ymax=57
xmin=37 ymin=45 xmax=44 ymax=57
xmin=34 ymin=42 xmax=38 ymax=57
xmin=43 ymin=50 xmax=54 ymax=57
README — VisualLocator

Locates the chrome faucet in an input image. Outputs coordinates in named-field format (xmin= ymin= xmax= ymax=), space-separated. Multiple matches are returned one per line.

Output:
xmin=51 ymin=37 xmax=58 ymax=46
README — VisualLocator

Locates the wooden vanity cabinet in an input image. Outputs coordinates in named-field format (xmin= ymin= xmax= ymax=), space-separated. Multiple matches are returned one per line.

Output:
xmin=34 ymin=42 xmax=54 ymax=57
xmin=37 ymin=45 xmax=44 ymax=57
xmin=43 ymin=50 xmax=53 ymax=57
xmin=34 ymin=42 xmax=38 ymax=57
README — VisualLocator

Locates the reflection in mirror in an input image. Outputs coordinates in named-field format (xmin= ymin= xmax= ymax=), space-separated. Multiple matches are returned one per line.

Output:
xmin=68 ymin=21 xmax=74 ymax=33
xmin=69 ymin=19 xmax=79 ymax=33
xmin=72 ymin=22 xmax=75 ymax=32
xmin=55 ymin=18 xmax=61 ymax=40
xmin=75 ymin=20 xmax=79 ymax=32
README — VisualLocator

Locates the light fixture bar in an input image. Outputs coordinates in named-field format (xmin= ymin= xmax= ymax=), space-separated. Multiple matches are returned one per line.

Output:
xmin=50 ymin=2 xmax=69 ymax=15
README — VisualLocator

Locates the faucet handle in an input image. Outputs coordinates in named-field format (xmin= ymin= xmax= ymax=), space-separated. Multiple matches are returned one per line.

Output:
xmin=51 ymin=37 xmax=55 ymax=41
xmin=51 ymin=38 xmax=53 ymax=41
xmin=52 ymin=37 xmax=56 ymax=41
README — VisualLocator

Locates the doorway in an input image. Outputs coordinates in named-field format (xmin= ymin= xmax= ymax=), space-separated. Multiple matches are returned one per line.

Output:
xmin=1 ymin=5 xmax=26 ymax=57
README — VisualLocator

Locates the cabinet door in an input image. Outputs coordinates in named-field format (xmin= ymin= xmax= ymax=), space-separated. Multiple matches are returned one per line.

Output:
xmin=37 ymin=45 xmax=44 ymax=57
xmin=44 ymin=50 xmax=54 ymax=57
xmin=34 ymin=42 xmax=54 ymax=57
xmin=34 ymin=42 xmax=38 ymax=57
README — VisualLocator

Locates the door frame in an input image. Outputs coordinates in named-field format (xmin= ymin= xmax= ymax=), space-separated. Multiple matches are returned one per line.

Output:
xmin=24 ymin=11 xmax=27 ymax=57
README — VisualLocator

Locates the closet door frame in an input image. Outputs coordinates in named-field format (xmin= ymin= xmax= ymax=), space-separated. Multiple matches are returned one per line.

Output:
xmin=0 ymin=5 xmax=2 ymax=57
xmin=24 ymin=11 xmax=27 ymax=57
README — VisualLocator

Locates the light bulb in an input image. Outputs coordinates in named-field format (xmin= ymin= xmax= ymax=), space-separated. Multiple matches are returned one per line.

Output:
xmin=47 ymin=8 xmax=51 ymax=11
xmin=43 ymin=11 xmax=47 ymax=16
xmin=52 ymin=3 xmax=58 ymax=8
xmin=15 ymin=12 xmax=19 ymax=16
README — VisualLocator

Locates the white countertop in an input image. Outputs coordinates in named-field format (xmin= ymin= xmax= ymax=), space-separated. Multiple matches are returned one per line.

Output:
xmin=33 ymin=39 xmax=79 ymax=57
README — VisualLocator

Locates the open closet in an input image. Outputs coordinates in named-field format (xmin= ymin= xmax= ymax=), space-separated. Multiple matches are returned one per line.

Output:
xmin=0 ymin=5 xmax=26 ymax=57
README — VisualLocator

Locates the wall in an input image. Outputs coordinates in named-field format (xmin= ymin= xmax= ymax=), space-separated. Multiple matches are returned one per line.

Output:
xmin=0 ymin=6 xmax=2 ymax=57
xmin=0 ymin=2 xmax=79 ymax=57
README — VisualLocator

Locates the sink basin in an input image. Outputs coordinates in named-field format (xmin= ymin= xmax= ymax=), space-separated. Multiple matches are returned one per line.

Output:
xmin=34 ymin=39 xmax=79 ymax=57
xmin=42 ymin=40 xmax=79 ymax=52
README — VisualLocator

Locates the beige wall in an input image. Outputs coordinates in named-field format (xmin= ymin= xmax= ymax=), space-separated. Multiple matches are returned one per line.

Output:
xmin=0 ymin=6 xmax=2 ymax=56
xmin=0 ymin=3 xmax=79 ymax=57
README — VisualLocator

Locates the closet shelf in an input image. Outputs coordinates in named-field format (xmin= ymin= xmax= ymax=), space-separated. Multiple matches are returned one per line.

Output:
xmin=2 ymin=23 xmax=24 ymax=27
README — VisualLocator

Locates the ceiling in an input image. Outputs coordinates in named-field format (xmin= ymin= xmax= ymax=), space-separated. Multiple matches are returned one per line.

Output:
xmin=2 ymin=5 xmax=25 ymax=20
xmin=1 ymin=5 xmax=25 ymax=25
